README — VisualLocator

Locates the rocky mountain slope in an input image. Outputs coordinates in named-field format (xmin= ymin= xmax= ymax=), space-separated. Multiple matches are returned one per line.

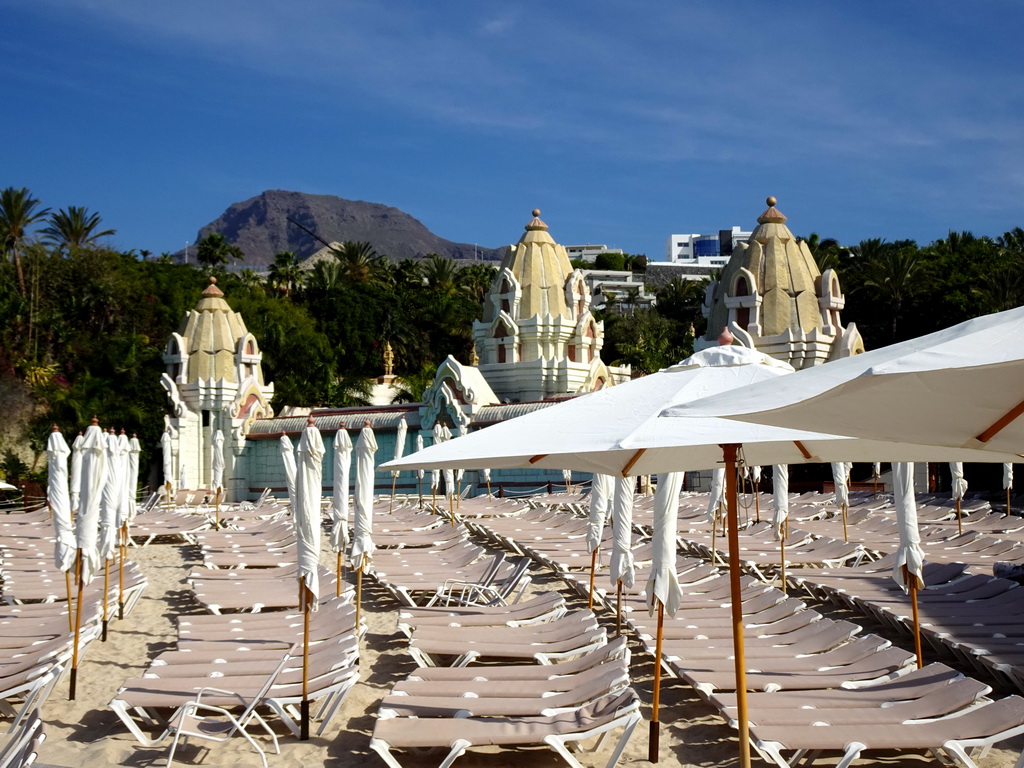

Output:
xmin=187 ymin=190 xmax=503 ymax=265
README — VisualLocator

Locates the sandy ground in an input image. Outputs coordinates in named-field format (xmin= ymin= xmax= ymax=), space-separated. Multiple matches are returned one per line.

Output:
xmin=34 ymin=526 xmax=1024 ymax=768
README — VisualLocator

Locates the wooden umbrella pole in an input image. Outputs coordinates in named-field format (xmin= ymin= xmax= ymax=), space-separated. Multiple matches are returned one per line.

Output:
xmin=214 ymin=487 xmax=221 ymax=530
xmin=723 ymin=444 xmax=752 ymax=768
xmin=615 ymin=581 xmax=623 ymax=637
xmin=873 ymin=470 xmax=878 ymax=497
xmin=336 ymin=551 xmax=343 ymax=597
xmin=779 ymin=533 xmax=787 ymax=596
xmin=301 ymin=582 xmax=311 ymax=741
xmin=355 ymin=557 xmax=364 ymax=631
xmin=102 ymin=558 xmax=110 ymax=642
xmin=390 ymin=477 xmax=397 ymax=513
xmin=710 ymin=514 xmax=718 ymax=566
xmin=841 ymin=502 xmax=848 ymax=542
xmin=64 ymin=570 xmax=74 ymax=632
xmin=648 ymin=601 xmax=665 ymax=763
xmin=486 ymin=479 xmax=491 ymax=498
xmin=754 ymin=478 xmax=760 ymax=523
xmin=1009 ymin=486 xmax=1013 ymax=516
xmin=118 ymin=523 xmax=126 ymax=620
xmin=449 ymin=495 xmax=456 ymax=526
xmin=69 ymin=550 xmax=84 ymax=700
xmin=417 ymin=477 xmax=423 ymax=508
xmin=956 ymin=496 xmax=963 ymax=536
xmin=905 ymin=566 xmax=924 ymax=668
xmin=588 ymin=548 xmax=598 ymax=610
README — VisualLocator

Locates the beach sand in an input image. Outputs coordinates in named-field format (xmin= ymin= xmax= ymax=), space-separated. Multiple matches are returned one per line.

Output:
xmin=35 ymin=531 xmax=1024 ymax=768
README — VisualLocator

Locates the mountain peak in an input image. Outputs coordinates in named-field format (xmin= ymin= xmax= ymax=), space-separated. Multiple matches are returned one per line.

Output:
xmin=190 ymin=190 xmax=502 ymax=265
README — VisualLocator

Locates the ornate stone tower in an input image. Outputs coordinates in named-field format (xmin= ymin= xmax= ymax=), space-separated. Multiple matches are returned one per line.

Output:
xmin=161 ymin=277 xmax=274 ymax=499
xmin=471 ymin=209 xmax=629 ymax=401
xmin=697 ymin=197 xmax=864 ymax=368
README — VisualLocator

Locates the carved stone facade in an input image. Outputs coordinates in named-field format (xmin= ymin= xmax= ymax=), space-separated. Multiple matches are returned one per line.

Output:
xmin=161 ymin=277 xmax=274 ymax=500
xmin=697 ymin=198 xmax=864 ymax=368
xmin=471 ymin=209 xmax=629 ymax=402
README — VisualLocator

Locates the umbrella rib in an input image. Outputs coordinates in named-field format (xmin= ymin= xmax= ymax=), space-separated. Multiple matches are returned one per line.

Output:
xmin=976 ymin=397 xmax=1024 ymax=443
xmin=622 ymin=449 xmax=646 ymax=477
xmin=793 ymin=440 xmax=812 ymax=460
xmin=529 ymin=454 xmax=549 ymax=464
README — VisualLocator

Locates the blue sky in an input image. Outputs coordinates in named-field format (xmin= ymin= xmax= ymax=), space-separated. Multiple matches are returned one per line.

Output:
xmin=3 ymin=1 xmax=1023 ymax=260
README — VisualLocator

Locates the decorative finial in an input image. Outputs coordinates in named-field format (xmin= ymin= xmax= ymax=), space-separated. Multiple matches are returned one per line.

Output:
xmin=532 ymin=208 xmax=541 ymax=217
xmin=120 ymin=427 xmax=126 ymax=434
xmin=766 ymin=196 xmax=777 ymax=207
xmin=383 ymin=340 xmax=395 ymax=377
xmin=51 ymin=424 xmax=59 ymax=432
xmin=280 ymin=431 xmax=286 ymax=437
xmin=132 ymin=432 xmax=137 ymax=438
xmin=718 ymin=326 xmax=735 ymax=346
xmin=91 ymin=416 xmax=99 ymax=425
xmin=757 ymin=196 xmax=787 ymax=225
xmin=209 ymin=276 xmax=217 ymax=285
xmin=364 ymin=419 xmax=372 ymax=427
xmin=307 ymin=415 xmax=316 ymax=426
xmin=468 ymin=345 xmax=479 ymax=367
xmin=526 ymin=208 xmax=549 ymax=231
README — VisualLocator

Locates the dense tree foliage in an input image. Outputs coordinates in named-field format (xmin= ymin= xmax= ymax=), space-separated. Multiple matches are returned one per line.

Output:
xmin=2 ymin=185 xmax=1023 ymax=487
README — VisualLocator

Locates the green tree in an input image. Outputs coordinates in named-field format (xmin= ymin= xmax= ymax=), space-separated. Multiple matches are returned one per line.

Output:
xmin=332 ymin=240 xmax=386 ymax=284
xmin=41 ymin=206 xmax=115 ymax=252
xmin=267 ymin=251 xmax=304 ymax=297
xmin=458 ymin=262 xmax=497 ymax=304
xmin=593 ymin=251 xmax=626 ymax=271
xmin=196 ymin=232 xmax=244 ymax=269
xmin=0 ymin=187 xmax=49 ymax=294
xmin=860 ymin=240 xmax=931 ymax=341
xmin=391 ymin=361 xmax=438 ymax=404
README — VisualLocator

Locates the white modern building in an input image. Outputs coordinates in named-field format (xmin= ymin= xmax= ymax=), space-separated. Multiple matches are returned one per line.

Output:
xmin=665 ymin=226 xmax=751 ymax=267
xmin=565 ymin=244 xmax=624 ymax=264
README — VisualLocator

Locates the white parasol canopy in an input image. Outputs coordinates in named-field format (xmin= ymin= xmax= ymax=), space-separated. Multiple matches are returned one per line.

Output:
xmin=76 ymin=423 xmax=107 ymax=584
xmin=46 ymin=428 xmax=76 ymax=572
xmin=585 ymin=473 xmax=613 ymax=553
xmin=330 ymin=427 xmax=353 ymax=553
xmin=211 ymin=429 xmax=225 ymax=491
xmin=392 ymin=417 xmax=408 ymax=479
xmin=295 ymin=418 xmax=325 ymax=605
xmin=350 ymin=424 xmax=378 ymax=567
xmin=831 ymin=461 xmax=850 ymax=509
xmin=892 ymin=462 xmax=924 ymax=590
xmin=160 ymin=429 xmax=173 ymax=494
xmin=771 ymin=465 xmax=789 ymax=540
xmin=950 ymin=462 xmax=967 ymax=501
xmin=706 ymin=467 xmax=725 ymax=524
xmin=279 ymin=434 xmax=297 ymax=508
xmin=126 ymin=434 xmax=141 ymax=523
xmin=415 ymin=434 xmax=425 ymax=482
xmin=646 ymin=472 xmax=684 ymax=616
xmin=384 ymin=346 xmax=1007 ymax=476
xmin=70 ymin=432 xmax=84 ymax=514
xmin=98 ymin=430 xmax=124 ymax=562
xmin=674 ymin=306 xmax=1024 ymax=459
xmin=115 ymin=432 xmax=132 ymax=528
xmin=609 ymin=476 xmax=635 ymax=589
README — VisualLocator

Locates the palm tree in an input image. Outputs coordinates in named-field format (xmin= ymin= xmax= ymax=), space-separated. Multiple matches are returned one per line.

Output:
xmin=0 ymin=187 xmax=50 ymax=294
xmin=41 ymin=206 xmax=115 ymax=252
xmin=332 ymin=241 xmax=385 ymax=283
xmin=267 ymin=251 xmax=304 ymax=297
xmin=196 ymin=232 xmax=244 ymax=269
xmin=421 ymin=253 xmax=460 ymax=297
xmin=862 ymin=243 xmax=930 ymax=340
xmin=237 ymin=268 xmax=264 ymax=292
xmin=801 ymin=232 xmax=844 ymax=272
xmin=391 ymin=362 xmax=438 ymax=404
xmin=458 ymin=262 xmax=498 ymax=303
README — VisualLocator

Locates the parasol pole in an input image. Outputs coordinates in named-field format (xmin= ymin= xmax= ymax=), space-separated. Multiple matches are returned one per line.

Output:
xmin=118 ymin=522 xmax=126 ymax=620
xmin=841 ymin=501 xmax=848 ymax=542
xmin=214 ymin=486 xmax=221 ymax=530
xmin=723 ymin=443 xmax=751 ymax=768
xmin=779 ymin=525 xmax=787 ymax=596
xmin=102 ymin=558 xmax=110 ymax=641
xmin=588 ymin=547 xmax=598 ymax=610
xmin=754 ymin=475 xmax=760 ymax=523
xmin=69 ymin=549 xmax=84 ymax=700
xmin=486 ymin=478 xmax=491 ymax=498
xmin=649 ymin=601 xmax=666 ymax=762
xmin=165 ymin=480 xmax=172 ymax=511
xmin=336 ymin=551 xmax=343 ymax=597
xmin=355 ymin=554 xmax=364 ymax=632
xmin=615 ymin=580 xmax=623 ymax=637
xmin=64 ymin=570 xmax=74 ymax=632
xmin=904 ymin=565 xmax=924 ymax=669
xmin=300 ymin=579 xmax=312 ymax=740
xmin=956 ymin=495 xmax=963 ymax=536
xmin=390 ymin=475 xmax=397 ymax=513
